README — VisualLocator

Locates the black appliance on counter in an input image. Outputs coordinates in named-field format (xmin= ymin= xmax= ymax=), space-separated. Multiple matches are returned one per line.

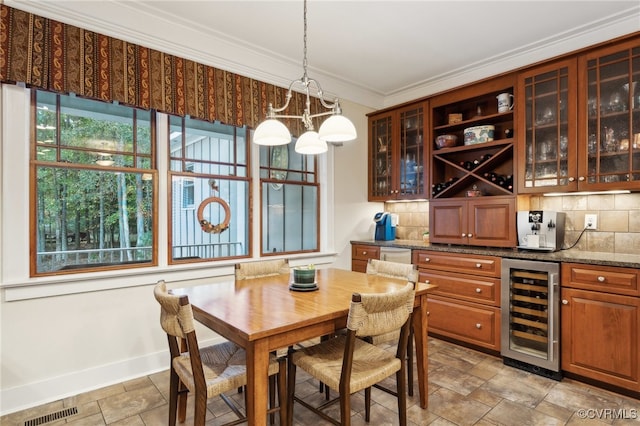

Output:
xmin=501 ymin=258 xmax=562 ymax=380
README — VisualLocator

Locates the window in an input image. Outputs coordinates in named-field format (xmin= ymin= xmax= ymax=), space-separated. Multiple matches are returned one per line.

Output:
xmin=32 ymin=90 xmax=155 ymax=275
xmin=182 ymin=163 xmax=195 ymax=209
xmin=260 ymin=142 xmax=319 ymax=255
xmin=169 ymin=116 xmax=250 ymax=262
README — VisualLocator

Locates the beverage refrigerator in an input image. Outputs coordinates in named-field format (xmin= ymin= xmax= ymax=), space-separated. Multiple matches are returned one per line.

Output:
xmin=501 ymin=258 xmax=562 ymax=380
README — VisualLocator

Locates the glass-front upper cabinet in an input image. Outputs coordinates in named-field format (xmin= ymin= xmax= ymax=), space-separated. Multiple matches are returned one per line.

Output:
xmin=578 ymin=38 xmax=640 ymax=190
xmin=369 ymin=111 xmax=394 ymax=200
xmin=397 ymin=103 xmax=427 ymax=199
xmin=518 ymin=59 xmax=578 ymax=193
xmin=368 ymin=101 xmax=428 ymax=201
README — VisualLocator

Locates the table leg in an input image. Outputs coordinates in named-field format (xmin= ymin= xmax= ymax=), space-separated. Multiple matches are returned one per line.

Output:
xmin=246 ymin=339 xmax=270 ymax=426
xmin=413 ymin=294 xmax=429 ymax=408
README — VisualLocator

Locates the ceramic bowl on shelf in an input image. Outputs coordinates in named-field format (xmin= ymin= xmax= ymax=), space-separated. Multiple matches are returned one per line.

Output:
xmin=464 ymin=125 xmax=495 ymax=145
xmin=435 ymin=134 xmax=458 ymax=149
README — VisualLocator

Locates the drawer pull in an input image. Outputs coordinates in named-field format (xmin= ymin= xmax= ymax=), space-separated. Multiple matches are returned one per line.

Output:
xmin=426 ymin=311 xmax=430 ymax=316
xmin=597 ymin=276 xmax=605 ymax=282
xmin=475 ymin=323 xmax=482 ymax=329
xmin=424 ymin=257 xmax=430 ymax=262
xmin=425 ymin=280 xmax=430 ymax=284
xmin=363 ymin=251 xmax=367 ymax=255
xmin=562 ymin=299 xmax=568 ymax=305
xmin=475 ymin=263 xmax=482 ymax=268
xmin=475 ymin=288 xmax=482 ymax=293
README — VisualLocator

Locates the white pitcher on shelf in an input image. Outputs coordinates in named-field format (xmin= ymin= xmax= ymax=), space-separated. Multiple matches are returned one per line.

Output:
xmin=497 ymin=92 xmax=514 ymax=113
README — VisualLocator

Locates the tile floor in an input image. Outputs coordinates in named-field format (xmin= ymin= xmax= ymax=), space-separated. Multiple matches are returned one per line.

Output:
xmin=2 ymin=338 xmax=639 ymax=425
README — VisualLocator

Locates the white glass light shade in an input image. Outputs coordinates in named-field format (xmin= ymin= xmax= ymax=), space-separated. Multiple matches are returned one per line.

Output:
xmin=295 ymin=131 xmax=328 ymax=155
xmin=318 ymin=114 xmax=357 ymax=142
xmin=253 ymin=119 xmax=292 ymax=146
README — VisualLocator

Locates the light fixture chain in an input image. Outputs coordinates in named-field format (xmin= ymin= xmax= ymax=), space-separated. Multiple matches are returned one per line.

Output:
xmin=303 ymin=0 xmax=308 ymax=79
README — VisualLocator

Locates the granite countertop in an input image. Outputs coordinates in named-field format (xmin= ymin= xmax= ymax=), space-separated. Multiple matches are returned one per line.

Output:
xmin=351 ymin=239 xmax=640 ymax=269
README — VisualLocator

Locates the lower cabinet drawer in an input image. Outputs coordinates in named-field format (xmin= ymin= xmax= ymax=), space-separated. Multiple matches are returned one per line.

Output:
xmin=420 ymin=270 xmax=500 ymax=306
xmin=427 ymin=295 xmax=501 ymax=351
xmin=352 ymin=259 xmax=368 ymax=273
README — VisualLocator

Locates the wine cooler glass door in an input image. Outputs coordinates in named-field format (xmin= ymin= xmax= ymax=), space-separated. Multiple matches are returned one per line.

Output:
xmin=501 ymin=259 xmax=560 ymax=373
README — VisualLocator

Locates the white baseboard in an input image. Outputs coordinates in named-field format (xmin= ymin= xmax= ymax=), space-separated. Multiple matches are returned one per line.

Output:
xmin=0 ymin=336 xmax=223 ymax=416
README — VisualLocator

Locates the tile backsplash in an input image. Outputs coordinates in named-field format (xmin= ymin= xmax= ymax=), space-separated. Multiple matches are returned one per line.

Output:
xmin=385 ymin=192 xmax=640 ymax=254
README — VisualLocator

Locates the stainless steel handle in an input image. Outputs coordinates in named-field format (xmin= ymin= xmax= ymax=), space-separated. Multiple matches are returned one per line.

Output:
xmin=475 ymin=323 xmax=482 ymax=329
xmin=475 ymin=288 xmax=482 ymax=293
xmin=597 ymin=276 xmax=605 ymax=282
xmin=562 ymin=299 xmax=568 ymax=305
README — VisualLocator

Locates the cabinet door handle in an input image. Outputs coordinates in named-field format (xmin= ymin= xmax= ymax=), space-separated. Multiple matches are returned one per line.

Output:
xmin=562 ymin=299 xmax=568 ymax=305
xmin=362 ymin=251 xmax=367 ymax=255
xmin=461 ymin=233 xmax=467 ymax=237
xmin=578 ymin=176 xmax=585 ymax=181
xmin=475 ymin=288 xmax=482 ymax=293
xmin=475 ymin=323 xmax=482 ymax=329
xmin=597 ymin=276 xmax=605 ymax=282
xmin=568 ymin=177 xmax=575 ymax=182
xmin=426 ymin=311 xmax=430 ymax=316
xmin=475 ymin=263 xmax=482 ymax=268
xmin=468 ymin=233 xmax=473 ymax=238
xmin=425 ymin=280 xmax=430 ymax=284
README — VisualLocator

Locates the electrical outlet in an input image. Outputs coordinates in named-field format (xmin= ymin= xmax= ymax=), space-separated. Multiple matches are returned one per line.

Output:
xmin=584 ymin=214 xmax=598 ymax=230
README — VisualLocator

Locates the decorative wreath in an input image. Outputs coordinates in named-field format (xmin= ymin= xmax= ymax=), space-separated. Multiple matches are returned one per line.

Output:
xmin=197 ymin=196 xmax=231 ymax=234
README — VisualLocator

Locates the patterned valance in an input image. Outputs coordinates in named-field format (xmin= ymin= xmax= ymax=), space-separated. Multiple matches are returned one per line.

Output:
xmin=0 ymin=4 xmax=320 ymax=135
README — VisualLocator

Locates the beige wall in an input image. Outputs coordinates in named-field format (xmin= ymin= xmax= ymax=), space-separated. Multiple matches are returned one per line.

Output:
xmin=386 ymin=192 xmax=640 ymax=254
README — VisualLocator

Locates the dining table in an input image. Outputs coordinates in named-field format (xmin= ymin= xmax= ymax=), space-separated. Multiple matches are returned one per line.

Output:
xmin=171 ymin=267 xmax=437 ymax=426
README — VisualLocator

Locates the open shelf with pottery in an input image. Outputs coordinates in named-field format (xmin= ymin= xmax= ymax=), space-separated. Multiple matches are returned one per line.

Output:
xmin=430 ymin=74 xmax=516 ymax=200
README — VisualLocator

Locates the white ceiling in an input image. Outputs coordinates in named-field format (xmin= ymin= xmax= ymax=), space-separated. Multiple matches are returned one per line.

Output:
xmin=6 ymin=0 xmax=640 ymax=109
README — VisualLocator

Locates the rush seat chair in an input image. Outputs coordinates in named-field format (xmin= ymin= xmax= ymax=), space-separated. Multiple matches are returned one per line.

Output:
xmin=287 ymin=282 xmax=415 ymax=426
xmin=366 ymin=259 xmax=418 ymax=396
xmin=154 ymin=280 xmax=287 ymax=426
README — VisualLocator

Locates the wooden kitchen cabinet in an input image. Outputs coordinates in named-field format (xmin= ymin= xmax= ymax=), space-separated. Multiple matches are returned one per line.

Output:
xmin=561 ymin=262 xmax=640 ymax=392
xmin=517 ymin=58 xmax=578 ymax=192
xmin=351 ymin=243 xmax=380 ymax=273
xmin=518 ymin=36 xmax=640 ymax=193
xmin=427 ymin=295 xmax=501 ymax=351
xmin=429 ymin=196 xmax=516 ymax=247
xmin=414 ymin=250 xmax=502 ymax=351
xmin=368 ymin=101 xmax=429 ymax=201
xmin=578 ymin=37 xmax=640 ymax=191
xmin=428 ymin=74 xmax=517 ymax=248
xmin=430 ymin=74 xmax=516 ymax=199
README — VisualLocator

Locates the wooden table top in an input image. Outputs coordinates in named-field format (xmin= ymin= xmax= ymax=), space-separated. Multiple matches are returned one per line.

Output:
xmin=172 ymin=268 xmax=436 ymax=342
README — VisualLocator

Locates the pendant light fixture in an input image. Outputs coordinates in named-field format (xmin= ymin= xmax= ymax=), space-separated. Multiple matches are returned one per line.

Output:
xmin=252 ymin=0 xmax=357 ymax=154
